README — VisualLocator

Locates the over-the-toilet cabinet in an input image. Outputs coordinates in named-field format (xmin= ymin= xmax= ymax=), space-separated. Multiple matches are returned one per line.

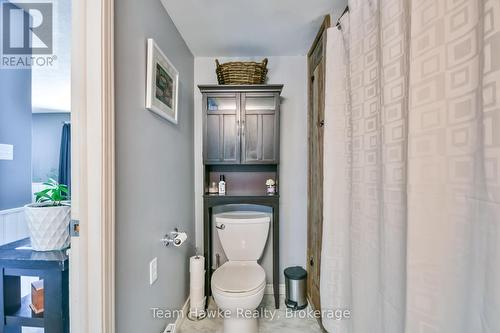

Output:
xmin=200 ymin=85 xmax=282 ymax=165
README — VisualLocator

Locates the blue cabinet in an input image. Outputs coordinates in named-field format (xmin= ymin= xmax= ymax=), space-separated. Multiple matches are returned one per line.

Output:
xmin=0 ymin=238 xmax=69 ymax=333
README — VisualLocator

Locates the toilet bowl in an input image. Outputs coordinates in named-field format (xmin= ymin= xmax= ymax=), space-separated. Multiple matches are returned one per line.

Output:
xmin=211 ymin=211 xmax=270 ymax=333
xmin=212 ymin=262 xmax=266 ymax=333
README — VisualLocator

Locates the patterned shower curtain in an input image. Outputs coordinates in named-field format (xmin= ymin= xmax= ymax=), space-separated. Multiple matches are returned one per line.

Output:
xmin=321 ymin=1 xmax=500 ymax=333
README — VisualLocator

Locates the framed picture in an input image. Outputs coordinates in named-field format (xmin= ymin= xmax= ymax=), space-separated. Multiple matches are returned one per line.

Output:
xmin=146 ymin=38 xmax=179 ymax=124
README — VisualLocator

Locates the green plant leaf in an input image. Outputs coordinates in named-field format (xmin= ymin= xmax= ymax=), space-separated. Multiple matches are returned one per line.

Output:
xmin=34 ymin=179 xmax=69 ymax=204
xmin=34 ymin=188 xmax=51 ymax=202
xmin=36 ymin=192 xmax=53 ymax=203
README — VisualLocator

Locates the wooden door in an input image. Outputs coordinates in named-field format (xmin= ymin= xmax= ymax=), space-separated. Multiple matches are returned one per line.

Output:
xmin=307 ymin=15 xmax=329 ymax=313
xmin=241 ymin=93 xmax=280 ymax=164
xmin=203 ymin=94 xmax=241 ymax=164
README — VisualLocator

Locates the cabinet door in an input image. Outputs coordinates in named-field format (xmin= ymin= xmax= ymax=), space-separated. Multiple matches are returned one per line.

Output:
xmin=203 ymin=94 xmax=240 ymax=164
xmin=241 ymin=93 xmax=279 ymax=164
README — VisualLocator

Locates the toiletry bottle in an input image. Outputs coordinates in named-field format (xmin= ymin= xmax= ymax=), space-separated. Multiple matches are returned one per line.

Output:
xmin=218 ymin=175 xmax=226 ymax=195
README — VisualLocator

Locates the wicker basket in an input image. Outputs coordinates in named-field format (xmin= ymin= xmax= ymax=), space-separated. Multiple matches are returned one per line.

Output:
xmin=215 ymin=58 xmax=268 ymax=85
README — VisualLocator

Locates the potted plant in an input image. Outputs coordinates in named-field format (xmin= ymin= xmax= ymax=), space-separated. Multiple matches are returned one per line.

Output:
xmin=25 ymin=179 xmax=71 ymax=251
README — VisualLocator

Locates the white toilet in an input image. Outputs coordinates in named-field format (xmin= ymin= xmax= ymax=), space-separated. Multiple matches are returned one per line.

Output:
xmin=211 ymin=211 xmax=270 ymax=333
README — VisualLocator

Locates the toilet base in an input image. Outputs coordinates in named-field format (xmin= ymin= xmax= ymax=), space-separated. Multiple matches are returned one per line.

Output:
xmin=223 ymin=316 xmax=258 ymax=333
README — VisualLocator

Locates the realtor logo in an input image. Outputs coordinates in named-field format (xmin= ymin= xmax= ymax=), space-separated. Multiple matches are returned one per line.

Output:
xmin=2 ymin=1 xmax=53 ymax=55
xmin=1 ymin=1 xmax=56 ymax=68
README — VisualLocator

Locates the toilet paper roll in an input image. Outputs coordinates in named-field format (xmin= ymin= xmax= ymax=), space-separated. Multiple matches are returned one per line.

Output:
xmin=190 ymin=286 xmax=204 ymax=303
xmin=190 ymin=297 xmax=206 ymax=311
xmin=191 ymin=297 xmax=206 ymax=307
xmin=190 ymin=271 xmax=205 ymax=286
xmin=189 ymin=256 xmax=205 ymax=313
xmin=190 ymin=256 xmax=205 ymax=272
xmin=173 ymin=232 xmax=187 ymax=247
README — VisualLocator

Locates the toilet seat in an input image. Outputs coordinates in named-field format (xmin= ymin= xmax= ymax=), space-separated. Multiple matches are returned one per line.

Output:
xmin=212 ymin=261 xmax=266 ymax=295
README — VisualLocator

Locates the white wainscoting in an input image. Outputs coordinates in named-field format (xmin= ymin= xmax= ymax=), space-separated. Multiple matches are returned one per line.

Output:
xmin=0 ymin=207 xmax=38 ymax=303
xmin=0 ymin=207 xmax=30 ymax=246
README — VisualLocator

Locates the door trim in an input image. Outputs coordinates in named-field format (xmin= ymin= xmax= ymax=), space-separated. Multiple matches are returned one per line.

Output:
xmin=307 ymin=14 xmax=330 ymax=314
xmin=71 ymin=0 xmax=115 ymax=332
xmin=308 ymin=15 xmax=331 ymax=57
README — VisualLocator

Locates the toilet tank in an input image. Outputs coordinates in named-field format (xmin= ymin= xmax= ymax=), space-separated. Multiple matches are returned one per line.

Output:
xmin=215 ymin=211 xmax=270 ymax=261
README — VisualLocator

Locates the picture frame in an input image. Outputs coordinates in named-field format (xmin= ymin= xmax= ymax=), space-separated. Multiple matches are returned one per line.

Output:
xmin=146 ymin=38 xmax=179 ymax=124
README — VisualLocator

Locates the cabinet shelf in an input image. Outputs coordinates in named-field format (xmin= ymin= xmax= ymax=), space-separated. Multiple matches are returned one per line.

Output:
xmin=5 ymin=295 xmax=44 ymax=328
xmin=204 ymin=164 xmax=277 ymax=197
xmin=204 ymin=193 xmax=279 ymax=199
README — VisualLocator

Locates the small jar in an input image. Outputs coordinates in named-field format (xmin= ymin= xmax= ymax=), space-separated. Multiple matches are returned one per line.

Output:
xmin=267 ymin=184 xmax=276 ymax=195
xmin=208 ymin=182 xmax=219 ymax=194
xmin=266 ymin=179 xmax=276 ymax=195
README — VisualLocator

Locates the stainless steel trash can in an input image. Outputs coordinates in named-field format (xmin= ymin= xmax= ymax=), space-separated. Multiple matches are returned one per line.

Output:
xmin=284 ymin=266 xmax=308 ymax=310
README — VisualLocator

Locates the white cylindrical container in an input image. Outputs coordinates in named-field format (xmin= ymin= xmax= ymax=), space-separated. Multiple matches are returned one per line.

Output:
xmin=189 ymin=255 xmax=206 ymax=317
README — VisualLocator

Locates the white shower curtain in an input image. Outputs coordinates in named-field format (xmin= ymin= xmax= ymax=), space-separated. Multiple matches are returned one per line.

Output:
xmin=321 ymin=1 xmax=500 ymax=333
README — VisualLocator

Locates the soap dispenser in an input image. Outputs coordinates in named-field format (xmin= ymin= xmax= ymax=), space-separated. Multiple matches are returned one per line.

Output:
xmin=218 ymin=175 xmax=226 ymax=195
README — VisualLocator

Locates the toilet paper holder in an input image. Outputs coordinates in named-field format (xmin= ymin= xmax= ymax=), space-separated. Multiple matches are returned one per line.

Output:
xmin=161 ymin=228 xmax=187 ymax=247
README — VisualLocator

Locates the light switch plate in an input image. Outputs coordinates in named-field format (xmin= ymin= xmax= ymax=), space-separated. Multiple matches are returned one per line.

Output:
xmin=0 ymin=144 xmax=13 ymax=160
xmin=149 ymin=257 xmax=158 ymax=285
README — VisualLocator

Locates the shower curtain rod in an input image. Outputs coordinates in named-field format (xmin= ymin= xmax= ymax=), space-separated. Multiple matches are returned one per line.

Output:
xmin=336 ymin=6 xmax=349 ymax=30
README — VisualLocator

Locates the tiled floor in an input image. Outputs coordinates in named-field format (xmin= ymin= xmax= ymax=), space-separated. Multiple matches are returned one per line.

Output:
xmin=178 ymin=295 xmax=324 ymax=333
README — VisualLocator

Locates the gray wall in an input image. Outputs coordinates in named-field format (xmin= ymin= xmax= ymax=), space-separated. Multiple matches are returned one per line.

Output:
xmin=32 ymin=113 xmax=70 ymax=182
xmin=115 ymin=0 xmax=194 ymax=331
xmin=0 ymin=63 xmax=32 ymax=211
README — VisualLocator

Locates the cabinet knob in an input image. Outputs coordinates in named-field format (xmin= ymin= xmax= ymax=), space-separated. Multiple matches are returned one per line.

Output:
xmin=309 ymin=256 xmax=314 ymax=266
xmin=319 ymin=120 xmax=325 ymax=127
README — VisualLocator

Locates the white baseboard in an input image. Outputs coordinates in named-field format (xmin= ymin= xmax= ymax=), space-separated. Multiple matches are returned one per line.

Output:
xmin=265 ymin=283 xmax=285 ymax=295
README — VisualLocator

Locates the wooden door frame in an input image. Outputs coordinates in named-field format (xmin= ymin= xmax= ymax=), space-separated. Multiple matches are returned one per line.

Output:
xmin=71 ymin=0 xmax=115 ymax=332
xmin=307 ymin=14 xmax=330 ymax=313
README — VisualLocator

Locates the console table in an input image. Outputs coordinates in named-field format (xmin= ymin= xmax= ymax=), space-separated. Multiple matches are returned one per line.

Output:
xmin=0 ymin=238 xmax=69 ymax=333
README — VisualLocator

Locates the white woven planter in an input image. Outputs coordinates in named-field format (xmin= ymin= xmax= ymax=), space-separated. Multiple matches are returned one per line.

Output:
xmin=25 ymin=204 xmax=71 ymax=251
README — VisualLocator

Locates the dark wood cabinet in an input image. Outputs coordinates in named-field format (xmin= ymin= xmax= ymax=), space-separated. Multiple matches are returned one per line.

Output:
xmin=198 ymin=84 xmax=283 ymax=309
xmin=203 ymin=93 xmax=241 ymax=164
xmin=200 ymin=85 xmax=282 ymax=165
xmin=241 ymin=93 xmax=280 ymax=164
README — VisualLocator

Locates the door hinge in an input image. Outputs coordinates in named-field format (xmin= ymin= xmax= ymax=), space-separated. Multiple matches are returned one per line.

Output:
xmin=70 ymin=219 xmax=80 ymax=237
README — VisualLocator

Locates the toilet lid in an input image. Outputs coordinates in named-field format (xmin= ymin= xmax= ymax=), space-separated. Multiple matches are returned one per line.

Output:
xmin=212 ymin=262 xmax=265 ymax=293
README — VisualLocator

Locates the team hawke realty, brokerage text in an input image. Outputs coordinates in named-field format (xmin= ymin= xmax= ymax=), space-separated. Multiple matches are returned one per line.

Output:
xmin=151 ymin=307 xmax=352 ymax=321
